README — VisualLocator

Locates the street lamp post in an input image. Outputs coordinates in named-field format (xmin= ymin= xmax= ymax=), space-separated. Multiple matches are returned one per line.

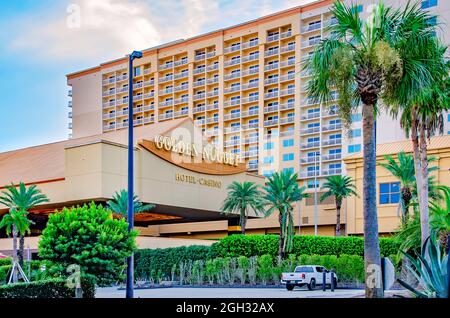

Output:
xmin=314 ymin=152 xmax=318 ymax=236
xmin=126 ymin=50 xmax=142 ymax=299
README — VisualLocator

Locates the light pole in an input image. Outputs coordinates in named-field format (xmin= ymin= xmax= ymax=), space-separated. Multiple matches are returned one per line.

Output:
xmin=314 ymin=151 xmax=318 ymax=236
xmin=126 ymin=50 xmax=142 ymax=299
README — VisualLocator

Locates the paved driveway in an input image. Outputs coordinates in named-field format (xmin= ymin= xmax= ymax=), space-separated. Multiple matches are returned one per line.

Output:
xmin=96 ymin=287 xmax=409 ymax=298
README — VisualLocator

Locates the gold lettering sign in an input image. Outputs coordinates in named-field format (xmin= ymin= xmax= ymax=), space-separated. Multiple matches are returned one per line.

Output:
xmin=154 ymin=135 xmax=242 ymax=167
xmin=175 ymin=173 xmax=222 ymax=189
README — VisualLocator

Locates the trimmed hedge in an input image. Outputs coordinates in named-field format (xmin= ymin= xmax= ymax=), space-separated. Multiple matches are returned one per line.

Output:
xmin=0 ymin=265 xmax=12 ymax=284
xmin=0 ymin=258 xmax=11 ymax=266
xmin=0 ymin=277 xmax=96 ymax=298
xmin=210 ymin=235 xmax=399 ymax=258
xmin=135 ymin=245 xmax=211 ymax=280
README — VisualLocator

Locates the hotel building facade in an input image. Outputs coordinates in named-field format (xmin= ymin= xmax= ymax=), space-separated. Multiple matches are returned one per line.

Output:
xmin=0 ymin=0 xmax=449 ymax=251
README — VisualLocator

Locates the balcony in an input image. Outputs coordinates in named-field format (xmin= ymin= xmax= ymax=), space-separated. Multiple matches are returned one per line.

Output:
xmin=322 ymin=168 xmax=342 ymax=176
xmin=224 ymin=85 xmax=241 ymax=94
xmin=324 ymin=18 xmax=338 ymax=27
xmin=68 ymin=112 xmax=72 ymax=119
xmin=195 ymin=118 xmax=206 ymax=126
xmin=224 ymin=58 xmax=241 ymax=67
xmin=300 ymin=156 xmax=320 ymax=164
xmin=207 ymin=77 xmax=219 ymax=85
xmin=144 ymin=92 xmax=155 ymax=99
xmin=193 ymin=105 xmax=206 ymax=113
xmin=300 ymin=126 xmax=320 ymax=134
xmin=247 ymin=163 xmax=259 ymax=170
xmin=302 ymin=97 xmax=319 ymax=106
xmin=103 ymin=124 xmax=116 ymax=131
xmin=143 ymin=104 xmax=154 ymax=111
xmin=224 ymin=112 xmax=241 ymax=120
xmin=300 ymin=70 xmax=313 ymax=77
xmin=116 ymin=122 xmax=129 ymax=129
xmin=159 ymin=87 xmax=173 ymax=95
xmin=242 ymin=68 xmax=259 ymax=77
xmin=103 ymin=101 xmax=116 ymax=108
xmin=280 ymin=88 xmax=295 ymax=97
xmin=242 ymin=53 xmax=259 ymax=63
xmin=301 ymin=22 xmax=322 ymax=34
xmin=224 ymin=126 xmax=241 ymax=133
xmin=301 ymin=37 xmax=321 ymax=48
xmin=301 ymin=141 xmax=320 ymax=149
xmin=322 ymin=109 xmax=339 ymax=117
xmin=174 ymin=97 xmax=189 ymax=105
xmin=322 ymin=138 xmax=342 ymax=146
xmin=241 ymin=108 xmax=259 ymax=117
xmin=103 ymin=112 xmax=116 ymax=120
xmin=322 ymin=123 xmax=342 ymax=131
xmin=144 ymin=80 xmax=154 ymax=87
xmin=206 ymin=104 xmax=219 ymax=111
xmin=207 ymin=51 xmax=216 ymax=59
xmin=224 ymin=44 xmax=241 ymax=54
xmin=144 ymin=68 xmax=151 ymax=75
xmin=116 ymin=98 xmax=129 ymax=106
xmin=159 ymin=63 xmax=173 ymax=71
xmin=280 ymin=102 xmax=295 ymax=110
xmin=204 ymin=128 xmax=219 ymax=137
xmin=159 ymin=113 xmax=173 ymax=121
xmin=68 ymin=90 xmax=72 ymax=97
xmin=242 ymin=81 xmax=259 ymax=90
xmin=159 ymin=100 xmax=174 ymax=107
xmin=264 ymin=118 xmax=279 ymax=127
xmin=133 ymin=82 xmax=143 ymax=90
xmin=207 ymin=90 xmax=219 ymax=98
xmin=280 ymin=73 xmax=295 ymax=82
xmin=224 ymin=99 xmax=241 ymax=107
xmin=103 ymin=78 xmax=116 ymax=85
xmin=267 ymin=34 xmax=279 ymax=42
xmin=300 ymin=171 xmax=320 ymax=178
xmin=280 ymin=59 xmax=295 ymax=68
xmin=116 ymin=86 xmax=128 ymax=94
xmin=206 ymin=116 xmax=219 ymax=124
xmin=242 ymin=123 xmax=259 ymax=130
xmin=281 ymin=44 xmax=295 ymax=54
xmin=159 ymin=75 xmax=174 ymax=83
xmin=174 ymin=109 xmax=189 ymax=118
xmin=174 ymin=72 xmax=188 ymax=80
xmin=103 ymin=89 xmax=116 ymax=97
xmin=264 ymin=105 xmax=279 ymax=113
xmin=133 ymin=118 xmax=144 ymax=125
xmin=280 ymin=30 xmax=292 ymax=39
xmin=280 ymin=130 xmax=294 ymax=137
xmin=116 ymin=74 xmax=128 ymax=82
xmin=301 ymin=55 xmax=312 ymax=65
xmin=144 ymin=116 xmax=154 ymax=124
xmin=195 ymin=53 xmax=206 ymax=61
xmin=265 ymin=48 xmax=279 ymax=57
xmin=301 ymin=112 xmax=320 ymax=120
xmin=242 ymin=40 xmax=259 ymax=49
xmin=264 ymin=63 xmax=279 ymax=71
xmin=194 ymin=80 xmax=206 ymax=87
xmin=264 ymin=91 xmax=279 ymax=99
xmin=265 ymin=77 xmax=278 ymax=85
xmin=225 ymin=139 xmax=240 ymax=147
xmin=243 ymin=136 xmax=259 ymax=144
xmin=133 ymin=94 xmax=143 ymax=101
xmin=224 ymin=72 xmax=241 ymax=81
xmin=133 ymin=106 xmax=144 ymax=113
xmin=193 ymin=93 xmax=206 ymax=101
xmin=207 ymin=64 xmax=219 ymax=72
xmin=116 ymin=109 xmax=128 ymax=117
xmin=280 ymin=116 xmax=294 ymax=124
xmin=241 ymin=95 xmax=259 ymax=104
xmin=322 ymin=153 xmax=342 ymax=161
xmin=175 ymin=84 xmax=189 ymax=92
xmin=243 ymin=150 xmax=259 ymax=158
xmin=193 ymin=67 xmax=206 ymax=75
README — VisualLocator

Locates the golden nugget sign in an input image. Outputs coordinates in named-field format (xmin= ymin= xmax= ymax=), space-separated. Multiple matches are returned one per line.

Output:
xmin=154 ymin=135 xmax=242 ymax=167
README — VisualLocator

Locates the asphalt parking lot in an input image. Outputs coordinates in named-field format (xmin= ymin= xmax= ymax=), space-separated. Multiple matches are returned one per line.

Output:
xmin=96 ymin=286 xmax=409 ymax=298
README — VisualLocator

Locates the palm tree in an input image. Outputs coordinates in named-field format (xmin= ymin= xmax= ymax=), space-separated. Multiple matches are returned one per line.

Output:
xmin=263 ymin=170 xmax=309 ymax=259
xmin=306 ymin=1 xmax=439 ymax=298
xmin=320 ymin=176 xmax=357 ymax=237
xmin=0 ymin=208 xmax=32 ymax=282
xmin=107 ymin=190 xmax=154 ymax=219
xmin=221 ymin=181 xmax=265 ymax=234
xmin=0 ymin=182 xmax=49 ymax=268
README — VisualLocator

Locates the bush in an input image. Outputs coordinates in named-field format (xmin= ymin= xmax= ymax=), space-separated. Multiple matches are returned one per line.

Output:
xmin=0 ymin=265 xmax=12 ymax=284
xmin=0 ymin=258 xmax=11 ymax=266
xmin=38 ymin=203 xmax=137 ymax=286
xmin=135 ymin=245 xmax=211 ymax=281
xmin=210 ymin=235 xmax=399 ymax=258
xmin=0 ymin=277 xmax=95 ymax=298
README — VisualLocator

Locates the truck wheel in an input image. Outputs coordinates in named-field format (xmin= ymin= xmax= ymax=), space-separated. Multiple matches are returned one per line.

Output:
xmin=307 ymin=278 xmax=316 ymax=291
xmin=286 ymin=284 xmax=294 ymax=291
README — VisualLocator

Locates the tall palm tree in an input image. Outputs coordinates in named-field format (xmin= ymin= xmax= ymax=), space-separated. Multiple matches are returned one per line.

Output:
xmin=263 ymin=170 xmax=309 ymax=259
xmin=107 ymin=190 xmax=154 ymax=219
xmin=0 ymin=208 xmax=32 ymax=282
xmin=306 ymin=1 xmax=439 ymax=298
xmin=221 ymin=181 xmax=265 ymax=234
xmin=0 ymin=182 xmax=49 ymax=268
xmin=320 ymin=176 xmax=357 ymax=237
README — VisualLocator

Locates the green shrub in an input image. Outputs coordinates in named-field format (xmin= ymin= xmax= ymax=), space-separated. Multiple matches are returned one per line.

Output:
xmin=135 ymin=245 xmax=211 ymax=281
xmin=210 ymin=235 xmax=399 ymax=258
xmin=0 ymin=265 xmax=12 ymax=284
xmin=0 ymin=277 xmax=95 ymax=298
xmin=257 ymin=254 xmax=273 ymax=285
xmin=0 ymin=258 xmax=11 ymax=266
xmin=38 ymin=203 xmax=137 ymax=287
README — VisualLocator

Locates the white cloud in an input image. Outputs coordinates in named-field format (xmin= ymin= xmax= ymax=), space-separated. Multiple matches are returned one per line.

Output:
xmin=5 ymin=0 xmax=316 ymax=63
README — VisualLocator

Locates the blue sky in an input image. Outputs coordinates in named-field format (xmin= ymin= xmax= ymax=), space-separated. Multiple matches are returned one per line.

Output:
xmin=0 ymin=0 xmax=314 ymax=152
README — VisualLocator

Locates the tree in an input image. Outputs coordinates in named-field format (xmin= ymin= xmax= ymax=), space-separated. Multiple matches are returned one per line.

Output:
xmin=221 ymin=181 xmax=265 ymax=234
xmin=263 ymin=170 xmax=309 ymax=259
xmin=320 ymin=176 xmax=357 ymax=236
xmin=306 ymin=1 xmax=440 ymax=298
xmin=107 ymin=189 xmax=154 ymax=219
xmin=38 ymin=203 xmax=137 ymax=286
xmin=0 ymin=182 xmax=49 ymax=268
xmin=0 ymin=209 xmax=32 ymax=282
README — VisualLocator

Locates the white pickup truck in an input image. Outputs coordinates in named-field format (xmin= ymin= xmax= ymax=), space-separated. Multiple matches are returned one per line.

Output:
xmin=281 ymin=265 xmax=338 ymax=291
